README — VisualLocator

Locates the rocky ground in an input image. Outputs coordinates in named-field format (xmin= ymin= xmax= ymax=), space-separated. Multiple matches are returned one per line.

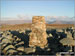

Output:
xmin=0 ymin=27 xmax=75 ymax=56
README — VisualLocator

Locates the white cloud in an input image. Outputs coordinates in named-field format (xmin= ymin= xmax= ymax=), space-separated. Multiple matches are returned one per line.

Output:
xmin=1 ymin=15 xmax=75 ymax=21
xmin=46 ymin=16 xmax=74 ymax=21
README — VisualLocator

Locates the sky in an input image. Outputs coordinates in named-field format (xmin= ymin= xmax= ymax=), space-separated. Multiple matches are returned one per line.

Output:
xmin=1 ymin=0 xmax=74 ymax=20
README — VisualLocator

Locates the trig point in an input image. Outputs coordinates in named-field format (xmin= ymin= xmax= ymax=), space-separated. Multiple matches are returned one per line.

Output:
xmin=29 ymin=16 xmax=47 ymax=48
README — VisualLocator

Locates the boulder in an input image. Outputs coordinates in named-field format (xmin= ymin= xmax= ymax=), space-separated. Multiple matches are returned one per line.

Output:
xmin=49 ymin=33 xmax=53 ymax=37
xmin=2 ymin=45 xmax=15 ymax=54
xmin=24 ymin=47 xmax=36 ymax=54
xmin=17 ymin=47 xmax=24 ymax=52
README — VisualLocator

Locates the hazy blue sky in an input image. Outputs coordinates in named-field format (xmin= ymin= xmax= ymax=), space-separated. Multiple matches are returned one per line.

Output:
xmin=1 ymin=0 xmax=74 ymax=19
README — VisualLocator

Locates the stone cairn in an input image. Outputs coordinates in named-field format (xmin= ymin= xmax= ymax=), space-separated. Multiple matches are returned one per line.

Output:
xmin=29 ymin=16 xmax=47 ymax=48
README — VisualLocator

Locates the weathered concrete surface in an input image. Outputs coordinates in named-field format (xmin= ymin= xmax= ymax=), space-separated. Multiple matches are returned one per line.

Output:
xmin=29 ymin=16 xmax=47 ymax=48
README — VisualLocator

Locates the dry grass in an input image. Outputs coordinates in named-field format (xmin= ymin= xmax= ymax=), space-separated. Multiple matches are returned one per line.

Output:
xmin=46 ymin=24 xmax=74 ymax=29
xmin=0 ymin=23 xmax=74 ymax=31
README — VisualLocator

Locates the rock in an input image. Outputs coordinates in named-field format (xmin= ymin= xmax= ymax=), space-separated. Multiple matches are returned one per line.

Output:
xmin=49 ymin=33 xmax=53 ymax=37
xmin=19 ymin=30 xmax=25 ymax=34
xmin=1 ymin=38 xmax=12 ymax=44
xmin=67 ymin=32 xmax=73 ymax=39
xmin=2 ymin=31 xmax=11 ymax=37
xmin=24 ymin=47 xmax=36 ymax=54
xmin=46 ymin=48 xmax=51 ymax=51
xmin=16 ymin=38 xmax=21 ymax=41
xmin=64 ymin=54 xmax=71 ymax=56
xmin=17 ymin=47 xmax=24 ymax=52
xmin=56 ymin=53 xmax=61 ymax=56
xmin=6 ymin=34 xmax=13 ymax=41
xmin=13 ymin=36 xmax=17 ymax=39
xmin=64 ymin=30 xmax=67 ymax=34
xmin=0 ymin=31 xmax=3 ymax=34
xmin=6 ymin=49 xmax=17 ymax=55
xmin=15 ymin=41 xmax=24 ymax=46
xmin=16 ymin=29 xmax=19 ymax=31
xmin=13 ymin=36 xmax=18 ymax=41
xmin=1 ymin=43 xmax=7 ymax=49
xmin=56 ymin=29 xmax=63 ymax=32
xmin=29 ymin=16 xmax=47 ymax=48
xmin=2 ymin=45 xmax=15 ymax=54
xmin=2 ymin=33 xmax=7 ymax=37
xmin=60 ymin=37 xmax=75 ymax=46
xmin=14 ymin=39 xmax=24 ymax=52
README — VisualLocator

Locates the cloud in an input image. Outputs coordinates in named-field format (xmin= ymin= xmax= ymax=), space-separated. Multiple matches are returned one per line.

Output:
xmin=17 ymin=14 xmax=32 ymax=20
xmin=1 ymin=15 xmax=32 ymax=21
xmin=46 ymin=16 xmax=75 ymax=21
xmin=1 ymin=15 xmax=75 ymax=22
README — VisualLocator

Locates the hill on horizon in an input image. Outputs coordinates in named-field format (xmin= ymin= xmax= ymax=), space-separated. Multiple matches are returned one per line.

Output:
xmin=0 ymin=19 xmax=75 ymax=25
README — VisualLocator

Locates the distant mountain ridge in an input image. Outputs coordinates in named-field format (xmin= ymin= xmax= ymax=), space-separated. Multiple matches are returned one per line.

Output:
xmin=0 ymin=16 xmax=75 ymax=25
xmin=0 ymin=20 xmax=32 ymax=25
xmin=0 ymin=20 xmax=75 ymax=25
xmin=46 ymin=16 xmax=75 ymax=24
xmin=47 ymin=20 xmax=75 ymax=24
